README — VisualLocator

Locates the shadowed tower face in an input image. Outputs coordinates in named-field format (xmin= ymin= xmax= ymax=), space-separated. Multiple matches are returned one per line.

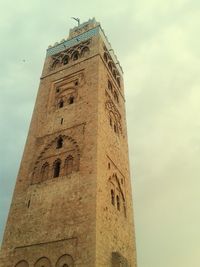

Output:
xmin=0 ymin=18 xmax=137 ymax=267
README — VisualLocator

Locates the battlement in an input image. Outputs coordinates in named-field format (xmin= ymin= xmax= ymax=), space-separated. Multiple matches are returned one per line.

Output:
xmin=46 ymin=18 xmax=123 ymax=74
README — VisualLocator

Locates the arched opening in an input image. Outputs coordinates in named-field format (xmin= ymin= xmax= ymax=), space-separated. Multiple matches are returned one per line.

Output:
xmin=65 ymin=155 xmax=73 ymax=175
xmin=56 ymin=137 xmax=63 ymax=149
xmin=62 ymin=55 xmax=69 ymax=65
xmin=114 ymin=123 xmax=117 ymax=133
xmin=52 ymin=59 xmax=59 ymax=70
xmin=72 ymin=51 xmax=79 ymax=61
xmin=53 ymin=160 xmax=61 ymax=178
xmin=68 ymin=96 xmax=74 ymax=105
xmin=108 ymin=80 xmax=112 ymax=91
xmin=108 ymin=62 xmax=113 ymax=71
xmin=58 ymin=99 xmax=64 ymax=108
xmin=109 ymin=117 xmax=112 ymax=126
xmin=117 ymin=77 xmax=121 ymax=87
xmin=116 ymin=195 xmax=120 ymax=211
xmin=111 ymin=189 xmax=115 ymax=206
xmin=81 ymin=46 xmax=89 ymax=57
xmin=41 ymin=162 xmax=49 ymax=181
xmin=15 ymin=260 xmax=29 ymax=267
xmin=104 ymin=52 xmax=108 ymax=62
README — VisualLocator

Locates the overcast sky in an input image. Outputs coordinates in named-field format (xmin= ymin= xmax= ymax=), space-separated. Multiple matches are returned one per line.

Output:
xmin=0 ymin=1 xmax=200 ymax=267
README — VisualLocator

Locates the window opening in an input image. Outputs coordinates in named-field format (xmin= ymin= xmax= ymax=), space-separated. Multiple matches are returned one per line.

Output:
xmin=68 ymin=96 xmax=74 ymax=105
xmin=114 ymin=124 xmax=117 ymax=133
xmin=72 ymin=51 xmax=79 ymax=61
xmin=63 ymin=55 xmax=69 ymax=65
xmin=110 ymin=118 xmax=112 ymax=126
xmin=56 ymin=137 xmax=63 ymax=149
xmin=58 ymin=99 xmax=64 ymax=108
xmin=27 ymin=200 xmax=31 ymax=208
xmin=53 ymin=160 xmax=61 ymax=178
xmin=108 ymin=162 xmax=111 ymax=169
xmin=117 ymin=195 xmax=120 ymax=211
xmin=56 ymin=88 xmax=60 ymax=93
xmin=41 ymin=162 xmax=49 ymax=181
xmin=111 ymin=190 xmax=115 ymax=206
xmin=61 ymin=118 xmax=64 ymax=124
xmin=66 ymin=155 xmax=74 ymax=175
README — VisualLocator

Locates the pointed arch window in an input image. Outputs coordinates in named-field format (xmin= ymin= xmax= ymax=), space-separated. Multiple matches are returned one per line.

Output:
xmin=56 ymin=137 xmax=63 ymax=149
xmin=63 ymin=55 xmax=69 ymax=65
xmin=41 ymin=162 xmax=49 ymax=181
xmin=116 ymin=195 xmax=120 ymax=211
xmin=65 ymin=155 xmax=74 ymax=175
xmin=111 ymin=189 xmax=115 ymax=206
xmin=53 ymin=159 xmax=61 ymax=178
xmin=58 ymin=99 xmax=64 ymax=108
xmin=72 ymin=51 xmax=79 ymax=61
xmin=68 ymin=96 xmax=74 ymax=105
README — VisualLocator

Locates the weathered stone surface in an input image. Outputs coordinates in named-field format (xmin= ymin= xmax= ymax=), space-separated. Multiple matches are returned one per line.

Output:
xmin=0 ymin=19 xmax=137 ymax=267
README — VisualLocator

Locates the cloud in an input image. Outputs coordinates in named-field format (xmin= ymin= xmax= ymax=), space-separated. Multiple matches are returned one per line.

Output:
xmin=0 ymin=1 xmax=200 ymax=266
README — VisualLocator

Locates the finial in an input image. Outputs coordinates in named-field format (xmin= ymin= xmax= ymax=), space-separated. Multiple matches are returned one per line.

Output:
xmin=71 ymin=17 xmax=80 ymax=26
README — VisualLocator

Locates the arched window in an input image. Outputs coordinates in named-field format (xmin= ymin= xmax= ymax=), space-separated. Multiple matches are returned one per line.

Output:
xmin=72 ymin=51 xmax=79 ymax=61
xmin=117 ymin=77 xmax=121 ymax=88
xmin=109 ymin=117 xmax=112 ymax=126
xmin=65 ymin=155 xmax=73 ymax=175
xmin=58 ymin=99 xmax=64 ymax=108
xmin=62 ymin=55 xmax=69 ymax=65
xmin=56 ymin=137 xmax=63 ymax=149
xmin=52 ymin=59 xmax=59 ymax=70
xmin=53 ymin=159 xmax=61 ymax=178
xmin=111 ymin=189 xmax=115 ymax=206
xmin=63 ymin=264 xmax=69 ymax=267
xmin=104 ymin=52 xmax=108 ymax=62
xmin=108 ymin=80 xmax=112 ymax=91
xmin=41 ymin=162 xmax=49 ymax=181
xmin=114 ymin=91 xmax=119 ymax=103
xmin=108 ymin=62 xmax=112 ymax=71
xmin=114 ymin=124 xmax=117 ymax=133
xmin=15 ymin=260 xmax=29 ymax=267
xmin=116 ymin=195 xmax=120 ymax=211
xmin=68 ymin=96 xmax=74 ymax=105
xmin=81 ymin=46 xmax=89 ymax=57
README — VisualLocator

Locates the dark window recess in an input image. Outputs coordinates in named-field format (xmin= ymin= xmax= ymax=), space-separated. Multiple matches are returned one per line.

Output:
xmin=108 ymin=162 xmax=111 ymax=169
xmin=59 ymin=99 xmax=64 ymax=108
xmin=56 ymin=88 xmax=60 ymax=93
xmin=56 ymin=137 xmax=63 ymax=149
xmin=68 ymin=96 xmax=74 ymax=105
xmin=116 ymin=195 xmax=120 ymax=211
xmin=27 ymin=200 xmax=31 ymax=208
xmin=111 ymin=190 xmax=115 ymax=206
xmin=75 ymin=81 xmax=78 ymax=86
xmin=63 ymin=56 xmax=69 ymax=65
xmin=72 ymin=52 xmax=79 ymax=61
xmin=114 ymin=124 xmax=117 ymax=133
xmin=54 ymin=160 xmax=61 ymax=178
xmin=61 ymin=118 xmax=64 ymax=124
xmin=110 ymin=118 xmax=112 ymax=126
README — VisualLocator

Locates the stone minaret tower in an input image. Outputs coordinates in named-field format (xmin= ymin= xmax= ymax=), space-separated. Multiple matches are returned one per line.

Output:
xmin=0 ymin=19 xmax=137 ymax=267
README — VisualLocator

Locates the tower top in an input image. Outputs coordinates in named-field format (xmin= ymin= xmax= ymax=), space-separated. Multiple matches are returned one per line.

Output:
xmin=47 ymin=18 xmax=123 ymax=74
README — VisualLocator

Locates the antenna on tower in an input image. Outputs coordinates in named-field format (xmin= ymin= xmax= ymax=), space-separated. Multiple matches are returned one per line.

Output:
xmin=71 ymin=17 xmax=80 ymax=26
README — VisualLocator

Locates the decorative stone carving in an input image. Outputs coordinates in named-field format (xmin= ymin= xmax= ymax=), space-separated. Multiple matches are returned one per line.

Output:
xmin=56 ymin=254 xmax=74 ymax=267
xmin=105 ymin=98 xmax=122 ymax=135
xmin=103 ymin=46 xmax=121 ymax=88
xmin=50 ymin=39 xmax=91 ymax=71
xmin=34 ymin=257 xmax=52 ymax=267
xmin=15 ymin=260 xmax=29 ymax=267
xmin=32 ymin=135 xmax=80 ymax=184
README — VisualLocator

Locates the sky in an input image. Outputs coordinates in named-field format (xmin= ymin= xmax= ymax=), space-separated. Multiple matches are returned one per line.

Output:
xmin=0 ymin=0 xmax=200 ymax=266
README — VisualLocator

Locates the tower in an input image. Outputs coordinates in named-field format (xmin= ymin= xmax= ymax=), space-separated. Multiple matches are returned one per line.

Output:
xmin=0 ymin=19 xmax=137 ymax=267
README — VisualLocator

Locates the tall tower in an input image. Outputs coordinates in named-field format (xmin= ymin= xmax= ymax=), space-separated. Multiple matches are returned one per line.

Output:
xmin=0 ymin=19 xmax=137 ymax=267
